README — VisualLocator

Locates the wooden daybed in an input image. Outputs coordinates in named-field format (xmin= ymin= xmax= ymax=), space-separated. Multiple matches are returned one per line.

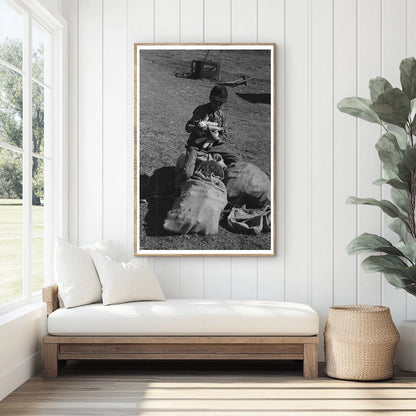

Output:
xmin=42 ymin=285 xmax=319 ymax=379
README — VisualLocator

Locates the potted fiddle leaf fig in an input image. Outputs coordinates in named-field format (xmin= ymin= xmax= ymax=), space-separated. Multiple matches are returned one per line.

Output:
xmin=337 ymin=57 xmax=416 ymax=371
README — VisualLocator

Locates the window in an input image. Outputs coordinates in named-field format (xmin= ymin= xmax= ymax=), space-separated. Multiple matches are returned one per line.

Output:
xmin=0 ymin=0 xmax=66 ymax=312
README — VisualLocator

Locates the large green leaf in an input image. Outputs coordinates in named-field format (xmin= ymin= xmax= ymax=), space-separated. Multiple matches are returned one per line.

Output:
xmin=384 ymin=166 xmax=400 ymax=180
xmin=404 ymin=283 xmax=416 ymax=296
xmin=373 ymin=178 xmax=388 ymax=186
xmin=398 ymin=161 xmax=412 ymax=184
xmin=389 ymin=217 xmax=410 ymax=241
xmin=383 ymin=271 xmax=412 ymax=288
xmin=387 ymin=178 xmax=410 ymax=191
xmin=391 ymin=187 xmax=409 ymax=213
xmin=346 ymin=196 xmax=406 ymax=219
xmin=403 ymin=265 xmax=416 ymax=282
xmin=369 ymin=77 xmax=393 ymax=102
xmin=373 ymin=178 xmax=410 ymax=191
xmin=403 ymin=146 xmax=416 ymax=172
xmin=337 ymin=97 xmax=383 ymax=125
xmin=370 ymin=88 xmax=410 ymax=127
xmin=362 ymin=254 xmax=408 ymax=272
xmin=400 ymin=57 xmax=416 ymax=100
xmin=397 ymin=240 xmax=416 ymax=264
xmin=395 ymin=130 xmax=410 ymax=150
xmin=361 ymin=255 xmax=415 ymax=288
xmin=347 ymin=233 xmax=403 ymax=256
xmin=375 ymin=132 xmax=404 ymax=173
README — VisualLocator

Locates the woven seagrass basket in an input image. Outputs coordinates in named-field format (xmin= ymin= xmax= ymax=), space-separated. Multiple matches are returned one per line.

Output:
xmin=324 ymin=305 xmax=400 ymax=381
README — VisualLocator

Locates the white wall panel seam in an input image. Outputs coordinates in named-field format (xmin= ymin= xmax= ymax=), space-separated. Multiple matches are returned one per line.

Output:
xmin=76 ymin=0 xmax=79 ymax=245
xmin=256 ymin=257 xmax=259 ymax=300
xmin=307 ymin=0 xmax=312 ymax=306
xmin=230 ymin=0 xmax=232 ymax=42
xmin=256 ymin=0 xmax=259 ymax=42
xmin=355 ymin=0 xmax=358 ymax=305
xmin=179 ymin=0 xmax=181 ymax=42
xmin=331 ymin=0 xmax=335 ymax=307
xmin=230 ymin=258 xmax=232 ymax=299
xmin=202 ymin=0 xmax=205 ymax=42
xmin=202 ymin=258 xmax=205 ymax=297
xmin=256 ymin=0 xmax=258 ymax=300
xmin=283 ymin=0 xmax=287 ymax=302
xmin=283 ymin=0 xmax=286 ymax=301
xmin=405 ymin=0 xmax=408 ymax=58
xmin=126 ymin=0 xmax=129 ymax=259
xmin=356 ymin=0 xmax=360 ymax=305
xmin=380 ymin=0 xmax=384 ymax=306
xmin=101 ymin=0 xmax=104 ymax=242
xmin=179 ymin=258 xmax=182 ymax=297
xmin=153 ymin=0 xmax=156 ymax=42
xmin=378 ymin=0 xmax=383 ymax=306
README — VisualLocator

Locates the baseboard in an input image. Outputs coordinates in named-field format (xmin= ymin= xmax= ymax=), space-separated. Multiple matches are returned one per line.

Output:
xmin=0 ymin=351 xmax=42 ymax=401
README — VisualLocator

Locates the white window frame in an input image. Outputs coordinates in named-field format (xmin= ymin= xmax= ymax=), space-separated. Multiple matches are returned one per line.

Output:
xmin=0 ymin=0 xmax=67 ymax=315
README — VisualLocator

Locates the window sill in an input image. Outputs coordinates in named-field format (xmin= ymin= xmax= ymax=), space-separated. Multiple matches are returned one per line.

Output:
xmin=0 ymin=299 xmax=45 ymax=327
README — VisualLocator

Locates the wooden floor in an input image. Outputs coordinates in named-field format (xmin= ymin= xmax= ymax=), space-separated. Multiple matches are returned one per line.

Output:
xmin=1 ymin=360 xmax=416 ymax=415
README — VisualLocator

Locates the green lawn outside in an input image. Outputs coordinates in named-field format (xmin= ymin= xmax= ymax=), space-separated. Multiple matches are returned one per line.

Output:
xmin=0 ymin=199 xmax=44 ymax=305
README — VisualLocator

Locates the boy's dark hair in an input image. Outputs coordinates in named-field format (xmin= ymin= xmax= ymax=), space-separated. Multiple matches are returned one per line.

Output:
xmin=210 ymin=85 xmax=228 ymax=103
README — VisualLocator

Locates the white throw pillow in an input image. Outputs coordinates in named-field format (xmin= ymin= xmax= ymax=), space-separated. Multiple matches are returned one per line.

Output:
xmin=90 ymin=252 xmax=165 ymax=306
xmin=54 ymin=239 xmax=114 ymax=308
xmin=81 ymin=240 xmax=115 ymax=259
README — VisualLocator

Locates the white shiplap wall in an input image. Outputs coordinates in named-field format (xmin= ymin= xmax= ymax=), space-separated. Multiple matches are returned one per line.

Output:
xmin=61 ymin=0 xmax=416 ymax=356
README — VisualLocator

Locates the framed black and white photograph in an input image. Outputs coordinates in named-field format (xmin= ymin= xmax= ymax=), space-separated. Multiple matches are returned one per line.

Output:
xmin=134 ymin=44 xmax=275 ymax=256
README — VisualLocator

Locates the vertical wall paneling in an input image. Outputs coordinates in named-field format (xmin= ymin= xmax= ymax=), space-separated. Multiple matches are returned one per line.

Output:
xmin=127 ymin=0 xmax=154 ymax=258
xmin=152 ymin=0 xmax=181 ymax=296
xmin=229 ymin=0 xmax=259 ymax=300
xmin=178 ymin=0 xmax=205 ymax=297
xmin=154 ymin=259 xmax=181 ymax=298
xmin=180 ymin=260 xmax=204 ymax=298
xmin=284 ymin=0 xmax=309 ymax=304
xmin=127 ymin=0 xmax=154 ymax=43
xmin=180 ymin=0 xmax=204 ymax=43
xmin=202 ymin=0 xmax=232 ymax=299
xmin=77 ymin=0 xmax=103 ymax=245
xmin=310 ymin=0 xmax=333 ymax=358
xmin=333 ymin=0 xmax=357 ymax=305
xmin=204 ymin=258 xmax=231 ymax=299
xmin=356 ymin=0 xmax=382 ymax=305
xmin=203 ymin=0 xmax=231 ymax=43
xmin=381 ymin=0 xmax=407 ymax=322
xmin=103 ymin=0 xmax=128 ymax=260
xmin=230 ymin=0 xmax=257 ymax=42
xmin=407 ymin=0 xmax=416 ymax=319
xmin=61 ymin=0 xmax=78 ymax=245
xmin=231 ymin=257 xmax=258 ymax=300
xmin=257 ymin=0 xmax=285 ymax=301
xmin=155 ymin=0 xmax=180 ymax=43
xmin=66 ymin=0 xmax=414 ymax=332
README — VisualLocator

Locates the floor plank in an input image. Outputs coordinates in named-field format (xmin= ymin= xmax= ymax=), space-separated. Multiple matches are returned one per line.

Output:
xmin=1 ymin=361 xmax=416 ymax=415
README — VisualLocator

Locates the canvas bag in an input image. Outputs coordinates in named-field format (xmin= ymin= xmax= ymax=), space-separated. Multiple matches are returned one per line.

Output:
xmin=227 ymin=206 xmax=271 ymax=235
xmin=224 ymin=162 xmax=271 ymax=208
xmin=163 ymin=171 xmax=227 ymax=235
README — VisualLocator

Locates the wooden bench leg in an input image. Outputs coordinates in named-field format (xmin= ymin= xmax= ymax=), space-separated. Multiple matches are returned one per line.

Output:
xmin=44 ymin=343 xmax=59 ymax=379
xmin=303 ymin=343 xmax=318 ymax=379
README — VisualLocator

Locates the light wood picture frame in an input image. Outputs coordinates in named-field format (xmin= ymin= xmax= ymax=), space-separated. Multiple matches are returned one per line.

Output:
xmin=134 ymin=44 xmax=276 ymax=256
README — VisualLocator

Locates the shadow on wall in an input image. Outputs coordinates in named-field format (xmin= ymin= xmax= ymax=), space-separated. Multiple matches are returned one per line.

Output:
xmin=236 ymin=93 xmax=271 ymax=104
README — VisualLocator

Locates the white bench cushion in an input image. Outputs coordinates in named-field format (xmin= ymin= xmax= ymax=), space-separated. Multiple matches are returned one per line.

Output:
xmin=47 ymin=299 xmax=319 ymax=336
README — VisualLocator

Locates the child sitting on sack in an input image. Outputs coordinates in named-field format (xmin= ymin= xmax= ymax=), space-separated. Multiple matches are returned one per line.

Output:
xmin=176 ymin=85 xmax=240 ymax=187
